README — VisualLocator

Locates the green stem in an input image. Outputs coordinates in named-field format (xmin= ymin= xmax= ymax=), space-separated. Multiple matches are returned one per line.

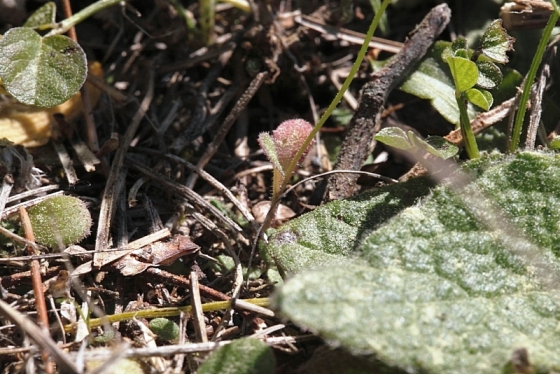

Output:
xmin=457 ymin=92 xmax=480 ymax=159
xmin=256 ymin=0 xmax=390 ymax=233
xmin=64 ymin=297 xmax=270 ymax=332
xmin=200 ymin=0 xmax=216 ymax=45
xmin=509 ymin=1 xmax=559 ymax=152
xmin=278 ymin=0 xmax=391 ymax=199
xmin=46 ymin=0 xmax=125 ymax=37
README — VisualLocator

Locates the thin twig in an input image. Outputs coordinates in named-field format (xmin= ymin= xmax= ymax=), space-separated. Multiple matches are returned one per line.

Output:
xmin=324 ymin=4 xmax=451 ymax=201
xmin=0 ymin=299 xmax=78 ymax=373
xmin=190 ymin=272 xmax=208 ymax=343
xmin=18 ymin=207 xmax=53 ymax=373
xmin=295 ymin=14 xmax=403 ymax=53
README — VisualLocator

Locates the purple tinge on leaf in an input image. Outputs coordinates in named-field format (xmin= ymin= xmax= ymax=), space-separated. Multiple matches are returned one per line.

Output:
xmin=272 ymin=119 xmax=314 ymax=168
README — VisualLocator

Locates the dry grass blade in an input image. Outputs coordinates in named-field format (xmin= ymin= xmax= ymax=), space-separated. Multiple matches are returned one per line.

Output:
xmin=0 ymin=299 xmax=78 ymax=373
xmin=94 ymin=68 xmax=154 ymax=266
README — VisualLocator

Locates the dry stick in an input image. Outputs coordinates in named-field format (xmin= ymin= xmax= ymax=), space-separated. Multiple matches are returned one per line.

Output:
xmin=2 ymin=191 xmax=65 ymax=220
xmin=186 ymin=71 xmax=269 ymax=189
xmin=525 ymin=44 xmax=555 ymax=149
xmin=295 ymin=14 xmax=404 ymax=53
xmin=126 ymin=157 xmax=244 ymax=236
xmin=6 ymin=185 xmax=60 ymax=204
xmin=69 ymin=335 xmax=313 ymax=360
xmin=52 ymin=141 xmax=79 ymax=185
xmin=93 ymin=68 xmax=155 ymax=267
xmin=144 ymin=268 xmax=230 ymax=301
xmin=162 ymin=152 xmax=258 ymax=231
xmin=157 ymin=33 xmax=237 ymax=75
xmin=18 ymin=207 xmax=53 ymax=374
xmin=190 ymin=272 xmax=208 ymax=343
xmin=0 ymin=299 xmax=78 ymax=374
xmin=0 ymin=174 xmax=14 ymax=220
xmin=133 ymin=145 xmax=254 ymax=225
xmin=324 ymin=4 xmax=451 ymax=202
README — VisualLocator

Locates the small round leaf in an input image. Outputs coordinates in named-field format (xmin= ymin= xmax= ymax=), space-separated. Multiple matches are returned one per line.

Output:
xmin=424 ymin=136 xmax=459 ymax=159
xmin=23 ymin=2 xmax=56 ymax=28
xmin=446 ymin=56 xmax=478 ymax=92
xmin=374 ymin=127 xmax=412 ymax=150
xmin=465 ymin=88 xmax=493 ymax=110
xmin=550 ymin=136 xmax=560 ymax=150
xmin=0 ymin=27 xmax=87 ymax=108
xmin=476 ymin=61 xmax=503 ymax=89
xmin=480 ymin=19 xmax=515 ymax=64
xmin=408 ymin=132 xmax=458 ymax=159
xmin=27 ymin=196 xmax=92 ymax=248
xmin=149 ymin=318 xmax=179 ymax=341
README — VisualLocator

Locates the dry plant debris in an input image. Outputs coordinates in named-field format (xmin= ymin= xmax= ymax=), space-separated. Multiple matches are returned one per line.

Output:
xmin=0 ymin=0 xmax=536 ymax=373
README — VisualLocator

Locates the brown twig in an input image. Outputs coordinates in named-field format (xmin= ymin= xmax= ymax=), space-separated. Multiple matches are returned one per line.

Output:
xmin=324 ymin=4 xmax=451 ymax=202
xmin=0 ymin=299 xmax=78 ymax=373
xmin=190 ymin=272 xmax=208 ymax=343
xmin=18 ymin=207 xmax=53 ymax=373
xmin=143 ymin=268 xmax=230 ymax=301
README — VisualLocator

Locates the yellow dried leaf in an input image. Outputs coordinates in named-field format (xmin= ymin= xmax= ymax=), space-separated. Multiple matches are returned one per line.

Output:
xmin=0 ymin=61 xmax=103 ymax=147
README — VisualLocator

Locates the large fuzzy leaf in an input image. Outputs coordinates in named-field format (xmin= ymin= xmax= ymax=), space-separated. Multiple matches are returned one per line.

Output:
xmin=267 ymin=152 xmax=560 ymax=373
xmin=198 ymin=338 xmax=275 ymax=374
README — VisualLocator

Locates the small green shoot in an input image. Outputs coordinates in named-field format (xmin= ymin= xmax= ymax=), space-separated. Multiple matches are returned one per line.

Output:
xmin=149 ymin=318 xmax=180 ymax=341
xmin=441 ymin=19 xmax=514 ymax=159
xmin=254 ymin=0 xmax=391 ymax=233
xmin=509 ymin=0 xmax=560 ymax=152
xmin=258 ymin=119 xmax=314 ymax=202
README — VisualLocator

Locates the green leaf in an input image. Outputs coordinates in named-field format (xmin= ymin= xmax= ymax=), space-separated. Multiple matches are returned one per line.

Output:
xmin=446 ymin=56 xmax=478 ymax=92
xmin=149 ymin=318 xmax=179 ymax=341
xmin=374 ymin=127 xmax=411 ymax=150
xmin=0 ymin=27 xmax=87 ymax=108
xmin=268 ymin=152 xmax=560 ymax=373
xmin=23 ymin=2 xmax=56 ymax=28
xmin=451 ymin=37 xmax=468 ymax=52
xmin=198 ymin=338 xmax=275 ymax=374
xmin=408 ymin=132 xmax=459 ymax=159
xmin=480 ymin=19 xmax=515 ymax=64
xmin=550 ymin=136 xmax=560 ymax=150
xmin=400 ymin=43 xmax=477 ymax=126
xmin=27 ymin=195 xmax=92 ymax=248
xmin=453 ymin=48 xmax=469 ymax=59
xmin=465 ymin=88 xmax=493 ymax=110
xmin=257 ymin=132 xmax=284 ymax=175
xmin=265 ymin=177 xmax=435 ymax=274
xmin=476 ymin=60 xmax=503 ymax=89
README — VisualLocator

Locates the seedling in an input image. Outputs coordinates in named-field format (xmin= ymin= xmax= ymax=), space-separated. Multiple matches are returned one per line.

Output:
xmin=442 ymin=20 xmax=514 ymax=159
xmin=258 ymin=119 xmax=314 ymax=203
xmin=253 ymin=0 xmax=391 ymax=234
xmin=376 ymin=20 xmax=515 ymax=160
